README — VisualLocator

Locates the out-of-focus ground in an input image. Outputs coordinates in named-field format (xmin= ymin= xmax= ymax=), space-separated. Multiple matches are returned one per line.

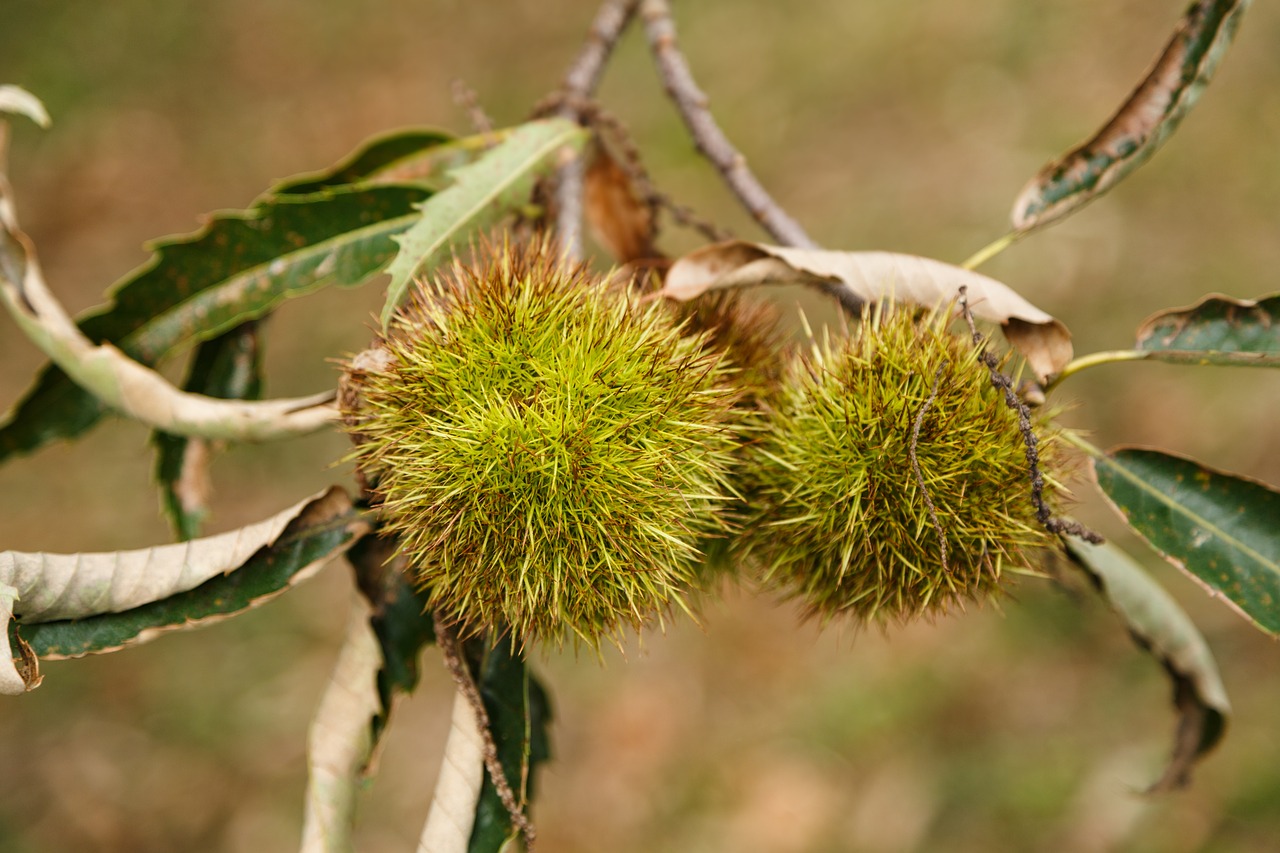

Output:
xmin=2 ymin=1 xmax=1279 ymax=851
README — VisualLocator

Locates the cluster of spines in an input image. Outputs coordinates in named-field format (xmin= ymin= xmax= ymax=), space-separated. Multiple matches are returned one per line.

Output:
xmin=347 ymin=241 xmax=744 ymax=647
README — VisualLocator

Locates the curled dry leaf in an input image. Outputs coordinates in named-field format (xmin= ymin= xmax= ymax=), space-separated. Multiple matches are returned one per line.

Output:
xmin=301 ymin=594 xmax=384 ymax=853
xmin=662 ymin=240 xmax=1072 ymax=381
xmin=1 ymin=491 xmax=332 ymax=624
xmin=0 ymin=85 xmax=51 ymax=129
xmin=1065 ymin=537 xmax=1230 ymax=791
xmin=584 ymin=141 xmax=655 ymax=263
xmin=1 ymin=584 xmax=40 ymax=695
xmin=417 ymin=690 xmax=487 ymax=853
xmin=0 ymin=152 xmax=338 ymax=442
xmin=1012 ymin=0 xmax=1250 ymax=232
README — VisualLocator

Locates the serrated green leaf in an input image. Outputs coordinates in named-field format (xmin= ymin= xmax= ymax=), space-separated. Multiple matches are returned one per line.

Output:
xmin=1013 ymin=0 xmax=1251 ymax=232
xmin=381 ymin=118 xmax=588 ymax=329
xmin=153 ymin=321 xmax=264 ymax=540
xmin=13 ymin=487 xmax=367 ymax=658
xmin=467 ymin=634 xmax=552 ymax=853
xmin=1134 ymin=292 xmax=1280 ymax=367
xmin=1064 ymin=536 xmax=1230 ymax=790
xmin=273 ymin=128 xmax=455 ymax=196
xmin=1092 ymin=447 xmax=1280 ymax=636
xmin=0 ymin=185 xmax=430 ymax=463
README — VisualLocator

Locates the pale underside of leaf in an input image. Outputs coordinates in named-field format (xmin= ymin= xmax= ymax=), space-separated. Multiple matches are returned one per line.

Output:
xmin=0 ymin=584 xmax=40 ymax=694
xmin=15 ymin=487 xmax=366 ymax=663
xmin=0 ymin=86 xmax=51 ymax=128
xmin=380 ymin=118 xmax=589 ymax=328
xmin=1 ymin=491 xmax=328 ymax=623
xmin=0 ymin=204 xmax=337 ymax=441
xmin=1012 ymin=0 xmax=1251 ymax=232
xmin=1065 ymin=537 xmax=1230 ymax=791
xmin=418 ymin=689 xmax=486 ymax=853
xmin=302 ymin=594 xmax=384 ymax=853
xmin=1135 ymin=291 xmax=1280 ymax=366
xmin=1091 ymin=447 xmax=1280 ymax=636
xmin=661 ymin=240 xmax=1072 ymax=381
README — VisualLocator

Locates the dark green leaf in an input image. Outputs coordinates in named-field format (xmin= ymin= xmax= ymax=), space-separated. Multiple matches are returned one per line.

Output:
xmin=14 ymin=487 xmax=368 ymax=658
xmin=272 ymin=128 xmax=454 ymax=196
xmin=468 ymin=633 xmax=552 ymax=853
xmin=347 ymin=533 xmax=437 ymax=745
xmin=1012 ymin=0 xmax=1250 ymax=232
xmin=153 ymin=321 xmax=264 ymax=540
xmin=1135 ymin=292 xmax=1280 ymax=367
xmin=1092 ymin=447 xmax=1280 ymax=636
xmin=0 ymin=185 xmax=431 ymax=463
xmin=1065 ymin=536 xmax=1230 ymax=790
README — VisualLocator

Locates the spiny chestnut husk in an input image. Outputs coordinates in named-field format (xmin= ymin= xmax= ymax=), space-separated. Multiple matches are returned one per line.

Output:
xmin=736 ymin=305 xmax=1062 ymax=624
xmin=343 ymin=240 xmax=744 ymax=647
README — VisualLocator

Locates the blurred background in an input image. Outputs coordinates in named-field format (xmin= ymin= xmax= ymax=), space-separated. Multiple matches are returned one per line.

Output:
xmin=2 ymin=1 xmax=1280 ymax=850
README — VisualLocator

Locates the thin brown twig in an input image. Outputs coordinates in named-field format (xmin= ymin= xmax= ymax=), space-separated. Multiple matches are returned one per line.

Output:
xmin=957 ymin=287 xmax=1104 ymax=545
xmin=638 ymin=0 xmax=814 ymax=250
xmin=548 ymin=0 xmax=644 ymax=261
xmin=450 ymin=78 xmax=495 ymax=135
xmin=434 ymin=615 xmax=537 ymax=851
xmin=910 ymin=365 xmax=951 ymax=573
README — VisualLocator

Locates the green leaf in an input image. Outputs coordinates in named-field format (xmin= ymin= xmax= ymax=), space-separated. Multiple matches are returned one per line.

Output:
xmin=467 ymin=633 xmax=552 ymax=853
xmin=153 ymin=321 xmax=264 ymax=540
xmin=381 ymin=118 xmax=588 ymax=329
xmin=272 ymin=128 xmax=455 ymax=196
xmin=346 ymin=533 xmax=437 ymax=744
xmin=1091 ymin=447 xmax=1280 ymax=636
xmin=1135 ymin=292 xmax=1280 ymax=367
xmin=1064 ymin=537 xmax=1230 ymax=790
xmin=0 ymin=185 xmax=431 ymax=463
xmin=1012 ymin=0 xmax=1251 ymax=232
xmin=14 ymin=487 xmax=368 ymax=658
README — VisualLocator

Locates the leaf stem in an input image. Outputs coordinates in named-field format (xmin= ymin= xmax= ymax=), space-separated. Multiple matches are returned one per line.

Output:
xmin=1044 ymin=349 xmax=1150 ymax=392
xmin=960 ymin=231 xmax=1020 ymax=271
xmin=1058 ymin=428 xmax=1105 ymax=460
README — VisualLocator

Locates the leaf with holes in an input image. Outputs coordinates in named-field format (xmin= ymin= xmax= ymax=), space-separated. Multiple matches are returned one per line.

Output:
xmin=1092 ymin=447 xmax=1280 ymax=636
xmin=381 ymin=118 xmax=588 ymax=329
xmin=153 ymin=322 xmax=264 ymax=540
xmin=662 ymin=240 xmax=1072 ymax=381
xmin=1065 ymin=536 xmax=1230 ymax=790
xmin=1012 ymin=0 xmax=1251 ymax=232
xmin=0 ymin=184 xmax=431 ymax=463
xmin=1135 ymin=292 xmax=1280 ymax=368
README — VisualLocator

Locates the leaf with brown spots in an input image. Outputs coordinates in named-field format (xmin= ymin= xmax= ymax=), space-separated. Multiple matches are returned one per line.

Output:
xmin=1092 ymin=447 xmax=1280 ymax=636
xmin=1013 ymin=0 xmax=1251 ymax=232
xmin=1065 ymin=537 xmax=1230 ymax=791
xmin=1135 ymin=292 xmax=1280 ymax=367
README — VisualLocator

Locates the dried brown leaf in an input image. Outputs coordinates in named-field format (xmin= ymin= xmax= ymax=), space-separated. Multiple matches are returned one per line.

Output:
xmin=662 ymin=240 xmax=1072 ymax=380
xmin=584 ymin=142 xmax=655 ymax=263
